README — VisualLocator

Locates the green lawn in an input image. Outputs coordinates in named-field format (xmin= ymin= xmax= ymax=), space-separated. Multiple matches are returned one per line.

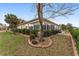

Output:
xmin=0 ymin=32 xmax=25 ymax=55
xmin=0 ymin=32 xmax=73 ymax=56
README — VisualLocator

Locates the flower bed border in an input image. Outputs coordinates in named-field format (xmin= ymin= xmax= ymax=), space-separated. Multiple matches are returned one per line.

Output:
xmin=28 ymin=37 xmax=52 ymax=48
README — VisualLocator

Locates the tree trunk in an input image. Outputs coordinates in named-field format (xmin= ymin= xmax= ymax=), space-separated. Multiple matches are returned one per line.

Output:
xmin=37 ymin=3 xmax=43 ymax=42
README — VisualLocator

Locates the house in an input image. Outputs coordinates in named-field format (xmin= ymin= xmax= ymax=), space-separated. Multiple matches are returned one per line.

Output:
xmin=0 ymin=23 xmax=7 ymax=30
xmin=17 ymin=18 xmax=61 ymax=30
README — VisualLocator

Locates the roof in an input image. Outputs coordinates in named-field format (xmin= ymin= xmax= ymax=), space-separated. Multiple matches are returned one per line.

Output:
xmin=26 ymin=18 xmax=59 ymax=26
xmin=18 ymin=18 xmax=59 ymax=26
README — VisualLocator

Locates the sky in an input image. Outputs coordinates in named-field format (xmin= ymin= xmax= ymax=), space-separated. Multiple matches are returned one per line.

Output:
xmin=0 ymin=3 xmax=79 ymax=27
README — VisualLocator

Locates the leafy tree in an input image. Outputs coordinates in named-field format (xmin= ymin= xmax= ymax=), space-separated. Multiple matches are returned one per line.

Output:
xmin=4 ymin=14 xmax=20 ymax=31
xmin=60 ymin=24 xmax=67 ymax=30
xmin=18 ymin=18 xmax=26 ymax=24
xmin=66 ymin=23 xmax=73 ymax=31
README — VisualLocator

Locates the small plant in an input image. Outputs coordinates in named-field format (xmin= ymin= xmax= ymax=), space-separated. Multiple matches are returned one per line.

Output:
xmin=52 ymin=30 xmax=61 ymax=35
xmin=14 ymin=29 xmax=61 ymax=37
xmin=30 ymin=34 xmax=36 ymax=40
xmin=30 ymin=29 xmax=38 ymax=37
xmin=31 ymin=40 xmax=38 ymax=44
xmin=43 ymin=30 xmax=61 ymax=37
xmin=30 ymin=34 xmax=38 ymax=44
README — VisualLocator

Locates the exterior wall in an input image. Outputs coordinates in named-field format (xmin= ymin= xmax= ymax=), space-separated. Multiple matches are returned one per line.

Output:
xmin=17 ymin=24 xmax=27 ymax=29
xmin=0 ymin=25 xmax=7 ymax=30
xmin=17 ymin=26 xmax=21 ymax=29
xmin=17 ymin=19 xmax=60 ymax=30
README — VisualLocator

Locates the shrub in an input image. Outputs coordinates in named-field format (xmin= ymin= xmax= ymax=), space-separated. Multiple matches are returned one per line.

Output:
xmin=14 ymin=29 xmax=38 ymax=36
xmin=43 ymin=30 xmax=52 ymax=37
xmin=71 ymin=29 xmax=79 ymax=54
xmin=32 ymin=40 xmax=38 ymax=44
xmin=43 ymin=30 xmax=61 ymax=37
xmin=14 ymin=29 xmax=61 ymax=37
xmin=30 ymin=30 xmax=38 ymax=36
xmin=30 ymin=34 xmax=38 ymax=44
xmin=71 ymin=29 xmax=79 ymax=39
xmin=24 ymin=29 xmax=30 ymax=35
xmin=17 ymin=29 xmax=22 ymax=33
xmin=52 ymin=30 xmax=61 ymax=35
xmin=11 ymin=28 xmax=21 ymax=33
xmin=30 ymin=34 xmax=36 ymax=40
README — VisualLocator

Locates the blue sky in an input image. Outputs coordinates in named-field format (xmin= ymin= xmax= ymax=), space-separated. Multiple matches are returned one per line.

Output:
xmin=0 ymin=3 xmax=79 ymax=27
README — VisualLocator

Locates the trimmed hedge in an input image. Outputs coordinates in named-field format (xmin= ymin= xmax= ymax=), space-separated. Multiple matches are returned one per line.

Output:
xmin=70 ymin=29 xmax=79 ymax=54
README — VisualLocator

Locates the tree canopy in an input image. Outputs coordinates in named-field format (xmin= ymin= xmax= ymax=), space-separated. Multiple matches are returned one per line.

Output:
xmin=4 ymin=14 xmax=25 ymax=29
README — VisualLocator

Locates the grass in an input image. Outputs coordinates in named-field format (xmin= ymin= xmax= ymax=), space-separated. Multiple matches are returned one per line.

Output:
xmin=0 ymin=32 xmax=25 ymax=55
xmin=0 ymin=32 xmax=73 ymax=56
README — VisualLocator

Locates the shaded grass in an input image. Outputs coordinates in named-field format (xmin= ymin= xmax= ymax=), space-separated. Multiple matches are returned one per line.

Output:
xmin=0 ymin=32 xmax=73 ymax=56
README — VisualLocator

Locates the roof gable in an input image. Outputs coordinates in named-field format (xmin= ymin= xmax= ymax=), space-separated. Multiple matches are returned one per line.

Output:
xmin=26 ymin=18 xmax=58 ymax=26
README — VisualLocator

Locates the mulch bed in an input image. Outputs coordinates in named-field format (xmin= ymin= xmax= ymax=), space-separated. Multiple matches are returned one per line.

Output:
xmin=28 ymin=37 xmax=52 ymax=48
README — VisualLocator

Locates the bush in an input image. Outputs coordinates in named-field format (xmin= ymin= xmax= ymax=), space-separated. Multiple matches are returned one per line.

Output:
xmin=30 ymin=34 xmax=36 ymax=40
xmin=25 ymin=29 xmax=30 ymax=35
xmin=52 ymin=30 xmax=61 ymax=35
xmin=71 ymin=29 xmax=79 ymax=54
xmin=30 ymin=33 xmax=38 ymax=45
xmin=71 ymin=29 xmax=79 ymax=39
xmin=43 ymin=30 xmax=61 ymax=37
xmin=43 ymin=30 xmax=51 ymax=37
xmin=14 ymin=29 xmax=61 ymax=37
xmin=32 ymin=40 xmax=38 ymax=44
xmin=30 ymin=29 xmax=38 ymax=36
xmin=14 ymin=29 xmax=38 ymax=36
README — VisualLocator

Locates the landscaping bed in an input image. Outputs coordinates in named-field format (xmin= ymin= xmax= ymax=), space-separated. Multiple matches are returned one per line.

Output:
xmin=0 ymin=32 xmax=74 ymax=56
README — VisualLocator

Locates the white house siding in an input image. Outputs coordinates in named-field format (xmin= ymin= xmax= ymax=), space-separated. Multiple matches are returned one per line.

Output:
xmin=17 ymin=19 xmax=60 ymax=30
xmin=17 ymin=26 xmax=21 ymax=29
xmin=17 ymin=25 xmax=25 ymax=29
xmin=0 ymin=24 xmax=7 ymax=30
xmin=0 ymin=25 xmax=3 ymax=30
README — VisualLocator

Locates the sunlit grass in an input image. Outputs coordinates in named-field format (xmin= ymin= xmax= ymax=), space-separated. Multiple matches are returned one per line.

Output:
xmin=0 ymin=32 xmax=25 ymax=55
xmin=0 ymin=32 xmax=73 ymax=56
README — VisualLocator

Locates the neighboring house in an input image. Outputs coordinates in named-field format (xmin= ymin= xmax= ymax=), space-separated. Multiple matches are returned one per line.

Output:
xmin=0 ymin=23 xmax=7 ymax=30
xmin=17 ymin=18 xmax=61 ymax=30
xmin=0 ymin=25 xmax=2 ymax=30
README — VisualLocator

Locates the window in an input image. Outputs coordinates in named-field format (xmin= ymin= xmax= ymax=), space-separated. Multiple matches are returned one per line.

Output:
xmin=47 ymin=25 xmax=50 ymax=30
xmin=43 ymin=25 xmax=46 ymax=30
xmin=29 ymin=26 xmax=33 ymax=30
xmin=51 ymin=25 xmax=54 ymax=30
xmin=34 ymin=25 xmax=39 ymax=30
